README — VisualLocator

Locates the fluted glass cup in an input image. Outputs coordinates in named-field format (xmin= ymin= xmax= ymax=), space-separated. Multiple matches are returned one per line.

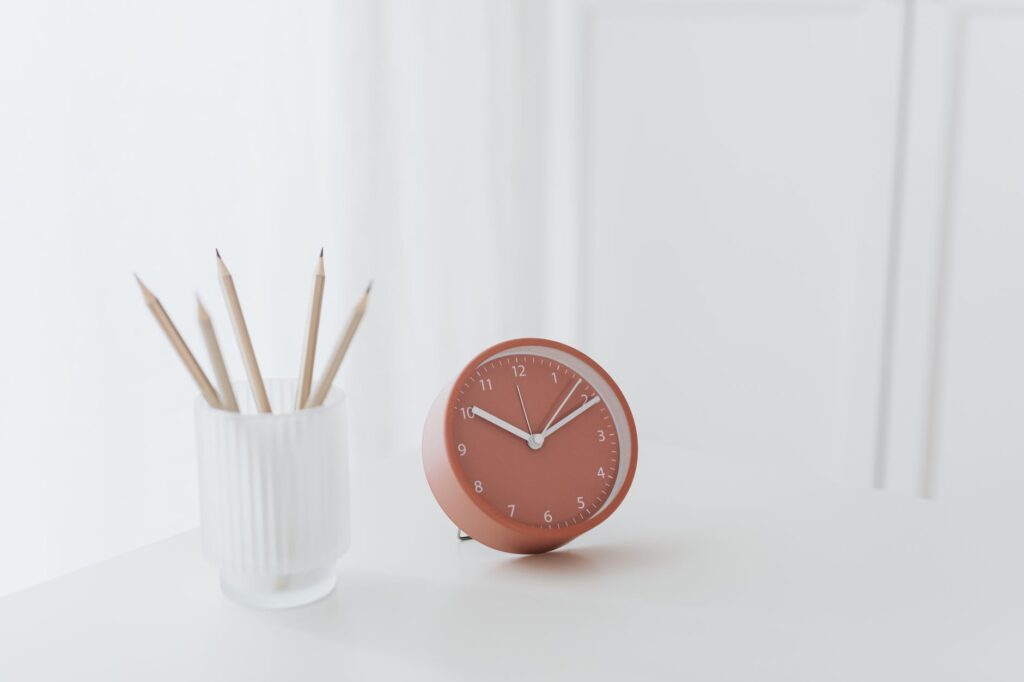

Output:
xmin=194 ymin=379 xmax=349 ymax=609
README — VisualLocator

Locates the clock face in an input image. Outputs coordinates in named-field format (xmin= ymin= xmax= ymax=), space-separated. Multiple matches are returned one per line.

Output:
xmin=447 ymin=344 xmax=633 ymax=530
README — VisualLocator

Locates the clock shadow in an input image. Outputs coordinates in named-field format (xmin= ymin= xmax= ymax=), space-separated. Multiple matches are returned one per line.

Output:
xmin=495 ymin=541 xmax=682 ymax=580
xmin=503 ymin=549 xmax=595 ymax=575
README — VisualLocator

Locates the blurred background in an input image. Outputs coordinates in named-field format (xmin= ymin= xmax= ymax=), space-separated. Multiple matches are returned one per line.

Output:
xmin=1 ymin=0 xmax=1022 ymax=597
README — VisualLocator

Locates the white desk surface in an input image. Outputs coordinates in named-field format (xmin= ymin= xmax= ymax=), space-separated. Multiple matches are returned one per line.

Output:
xmin=2 ymin=445 xmax=1022 ymax=681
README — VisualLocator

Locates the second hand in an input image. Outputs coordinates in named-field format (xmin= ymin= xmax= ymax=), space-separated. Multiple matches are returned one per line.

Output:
xmin=516 ymin=384 xmax=541 ymax=450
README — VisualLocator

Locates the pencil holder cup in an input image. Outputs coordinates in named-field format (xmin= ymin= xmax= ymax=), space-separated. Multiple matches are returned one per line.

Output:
xmin=194 ymin=379 xmax=349 ymax=609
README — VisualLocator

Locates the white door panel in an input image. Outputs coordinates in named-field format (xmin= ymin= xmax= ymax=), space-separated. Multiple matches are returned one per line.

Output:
xmin=558 ymin=1 xmax=903 ymax=477
xmin=910 ymin=5 xmax=1024 ymax=503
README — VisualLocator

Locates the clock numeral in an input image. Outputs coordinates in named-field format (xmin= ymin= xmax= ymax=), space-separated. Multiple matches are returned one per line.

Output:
xmin=459 ymin=407 xmax=475 ymax=420
xmin=577 ymin=496 xmax=585 ymax=509
xmin=479 ymin=378 xmax=493 ymax=391
xmin=597 ymin=467 xmax=606 ymax=479
xmin=457 ymin=443 xmax=467 ymax=456
xmin=512 ymin=364 xmax=526 ymax=377
xmin=597 ymin=429 xmax=606 ymax=442
xmin=507 ymin=504 xmax=516 ymax=517
xmin=543 ymin=510 xmax=553 ymax=523
xmin=551 ymin=372 xmax=558 ymax=384
xmin=580 ymin=393 xmax=592 ymax=406
xmin=474 ymin=480 xmax=484 ymax=493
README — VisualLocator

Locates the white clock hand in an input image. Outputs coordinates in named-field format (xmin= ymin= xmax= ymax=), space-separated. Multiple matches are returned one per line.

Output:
xmin=542 ymin=395 xmax=602 ymax=439
xmin=515 ymin=384 xmax=534 ymax=434
xmin=470 ymin=406 xmax=533 ymax=443
xmin=515 ymin=385 xmax=546 ymax=450
xmin=541 ymin=378 xmax=582 ymax=436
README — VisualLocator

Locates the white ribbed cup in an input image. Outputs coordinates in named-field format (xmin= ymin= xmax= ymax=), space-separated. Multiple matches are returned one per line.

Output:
xmin=195 ymin=379 xmax=349 ymax=609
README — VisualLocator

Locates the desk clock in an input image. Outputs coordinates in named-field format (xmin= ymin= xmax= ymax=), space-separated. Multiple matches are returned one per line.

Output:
xmin=422 ymin=338 xmax=638 ymax=553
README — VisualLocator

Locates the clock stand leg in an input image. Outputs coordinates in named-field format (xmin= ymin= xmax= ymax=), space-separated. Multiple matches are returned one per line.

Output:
xmin=457 ymin=528 xmax=473 ymax=541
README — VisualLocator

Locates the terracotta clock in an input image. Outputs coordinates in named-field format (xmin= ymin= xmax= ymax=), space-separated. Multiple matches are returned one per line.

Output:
xmin=422 ymin=338 xmax=638 ymax=554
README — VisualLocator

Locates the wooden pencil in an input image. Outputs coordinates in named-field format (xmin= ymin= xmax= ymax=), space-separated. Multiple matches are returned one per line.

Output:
xmin=295 ymin=248 xmax=325 ymax=409
xmin=196 ymin=295 xmax=238 ymax=412
xmin=216 ymin=250 xmax=272 ymax=413
xmin=307 ymin=280 xmax=372 ymax=408
xmin=135 ymin=275 xmax=222 ymax=409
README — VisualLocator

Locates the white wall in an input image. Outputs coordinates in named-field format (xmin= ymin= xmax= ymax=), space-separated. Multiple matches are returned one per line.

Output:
xmin=3 ymin=0 xmax=1024 ymax=597
xmin=572 ymin=1 xmax=902 ymax=482
xmin=0 ymin=0 xmax=352 ymax=596
xmin=360 ymin=0 xmax=1024 ymax=504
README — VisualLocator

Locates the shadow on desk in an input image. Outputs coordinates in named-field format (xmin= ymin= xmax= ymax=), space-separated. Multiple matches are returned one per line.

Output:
xmin=493 ymin=541 xmax=686 ymax=580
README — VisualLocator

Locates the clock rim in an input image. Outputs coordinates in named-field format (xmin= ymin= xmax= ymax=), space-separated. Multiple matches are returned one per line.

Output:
xmin=431 ymin=337 xmax=638 ymax=552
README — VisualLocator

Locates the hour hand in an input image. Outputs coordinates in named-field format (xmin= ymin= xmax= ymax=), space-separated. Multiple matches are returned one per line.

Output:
xmin=471 ymin=406 xmax=533 ymax=443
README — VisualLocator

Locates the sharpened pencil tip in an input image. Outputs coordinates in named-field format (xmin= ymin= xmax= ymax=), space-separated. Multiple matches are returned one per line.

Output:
xmin=320 ymin=247 xmax=324 ymax=258
xmin=134 ymin=273 xmax=156 ymax=302
xmin=366 ymin=279 xmax=373 ymax=295
xmin=215 ymin=248 xmax=221 ymax=259
xmin=196 ymin=293 xmax=209 ymax=319
xmin=216 ymin=250 xmax=230 ymax=277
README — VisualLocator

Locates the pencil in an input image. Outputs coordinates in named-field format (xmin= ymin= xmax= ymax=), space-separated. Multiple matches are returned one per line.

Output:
xmin=196 ymin=295 xmax=238 ymax=412
xmin=295 ymin=248 xmax=325 ymax=409
xmin=216 ymin=249 xmax=272 ymax=413
xmin=307 ymin=280 xmax=372 ymax=408
xmin=135 ymin=275 xmax=222 ymax=409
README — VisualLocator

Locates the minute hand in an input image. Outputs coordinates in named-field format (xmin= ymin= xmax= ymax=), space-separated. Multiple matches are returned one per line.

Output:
xmin=542 ymin=396 xmax=602 ymax=439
